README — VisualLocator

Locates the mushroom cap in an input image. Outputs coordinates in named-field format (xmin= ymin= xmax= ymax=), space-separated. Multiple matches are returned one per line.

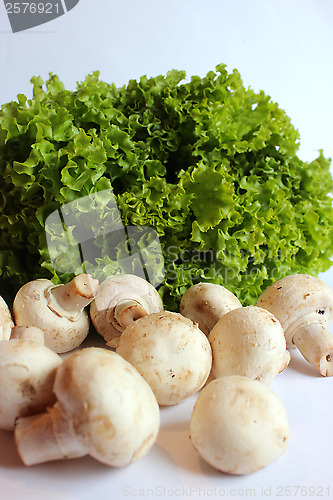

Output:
xmin=13 ymin=279 xmax=90 ymax=353
xmin=180 ymin=282 xmax=242 ymax=335
xmin=0 ymin=295 xmax=14 ymax=341
xmin=116 ymin=311 xmax=212 ymax=405
xmin=256 ymin=274 xmax=333 ymax=347
xmin=209 ymin=306 xmax=290 ymax=384
xmin=53 ymin=347 xmax=160 ymax=467
xmin=0 ymin=339 xmax=62 ymax=430
xmin=189 ymin=375 xmax=289 ymax=475
xmin=90 ymin=274 xmax=164 ymax=345
xmin=10 ymin=326 xmax=45 ymax=345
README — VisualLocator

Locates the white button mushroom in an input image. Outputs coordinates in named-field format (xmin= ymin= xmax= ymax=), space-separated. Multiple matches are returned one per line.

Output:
xmin=90 ymin=273 xmax=164 ymax=348
xmin=0 ymin=333 xmax=62 ymax=430
xmin=189 ymin=375 xmax=290 ymax=475
xmin=180 ymin=282 xmax=242 ymax=335
xmin=256 ymin=274 xmax=333 ymax=376
xmin=116 ymin=311 xmax=212 ymax=406
xmin=0 ymin=295 xmax=14 ymax=341
xmin=13 ymin=273 xmax=99 ymax=353
xmin=14 ymin=347 xmax=160 ymax=467
xmin=208 ymin=306 xmax=290 ymax=384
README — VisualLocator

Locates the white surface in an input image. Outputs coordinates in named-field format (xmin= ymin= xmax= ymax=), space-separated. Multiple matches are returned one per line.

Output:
xmin=1 ymin=1 xmax=333 ymax=499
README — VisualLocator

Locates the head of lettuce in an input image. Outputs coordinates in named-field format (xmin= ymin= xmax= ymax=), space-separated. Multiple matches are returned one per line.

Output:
xmin=0 ymin=64 xmax=332 ymax=310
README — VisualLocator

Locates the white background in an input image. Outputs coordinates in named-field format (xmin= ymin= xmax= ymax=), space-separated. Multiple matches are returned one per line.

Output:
xmin=0 ymin=1 xmax=333 ymax=499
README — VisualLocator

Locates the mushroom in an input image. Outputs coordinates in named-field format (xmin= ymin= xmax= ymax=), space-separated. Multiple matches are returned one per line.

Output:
xmin=180 ymin=282 xmax=242 ymax=335
xmin=90 ymin=274 xmax=164 ymax=348
xmin=14 ymin=347 xmax=160 ymax=467
xmin=256 ymin=274 xmax=333 ymax=376
xmin=13 ymin=273 xmax=99 ymax=353
xmin=116 ymin=311 xmax=212 ymax=406
xmin=208 ymin=306 xmax=290 ymax=384
xmin=189 ymin=375 xmax=290 ymax=475
xmin=0 ymin=295 xmax=14 ymax=341
xmin=10 ymin=326 xmax=45 ymax=345
xmin=0 ymin=331 xmax=62 ymax=430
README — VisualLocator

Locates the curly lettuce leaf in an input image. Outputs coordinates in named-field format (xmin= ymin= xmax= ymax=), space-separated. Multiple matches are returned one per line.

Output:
xmin=0 ymin=65 xmax=332 ymax=309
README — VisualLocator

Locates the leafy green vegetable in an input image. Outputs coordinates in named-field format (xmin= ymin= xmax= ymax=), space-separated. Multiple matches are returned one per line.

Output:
xmin=0 ymin=64 xmax=332 ymax=309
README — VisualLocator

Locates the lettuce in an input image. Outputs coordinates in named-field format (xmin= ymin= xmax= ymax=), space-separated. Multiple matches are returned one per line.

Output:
xmin=0 ymin=64 xmax=332 ymax=309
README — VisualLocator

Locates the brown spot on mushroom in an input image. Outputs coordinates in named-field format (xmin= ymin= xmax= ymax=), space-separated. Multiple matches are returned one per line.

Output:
xmin=195 ymin=301 xmax=209 ymax=312
xmin=20 ymin=381 xmax=37 ymax=399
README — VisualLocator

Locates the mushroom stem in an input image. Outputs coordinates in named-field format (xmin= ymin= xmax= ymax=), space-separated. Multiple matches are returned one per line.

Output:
xmin=47 ymin=274 xmax=99 ymax=319
xmin=15 ymin=403 xmax=87 ymax=466
xmin=10 ymin=326 xmax=45 ymax=345
xmin=114 ymin=299 xmax=148 ymax=330
xmin=292 ymin=323 xmax=333 ymax=377
xmin=90 ymin=274 xmax=164 ymax=347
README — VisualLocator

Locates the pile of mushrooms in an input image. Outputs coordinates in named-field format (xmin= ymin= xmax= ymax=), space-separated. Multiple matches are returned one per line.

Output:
xmin=15 ymin=347 xmax=160 ymax=467
xmin=0 ymin=274 xmax=161 ymax=468
xmin=0 ymin=271 xmax=332 ymax=476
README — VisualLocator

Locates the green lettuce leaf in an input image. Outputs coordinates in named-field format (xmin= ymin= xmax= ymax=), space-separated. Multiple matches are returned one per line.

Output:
xmin=0 ymin=65 xmax=332 ymax=309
